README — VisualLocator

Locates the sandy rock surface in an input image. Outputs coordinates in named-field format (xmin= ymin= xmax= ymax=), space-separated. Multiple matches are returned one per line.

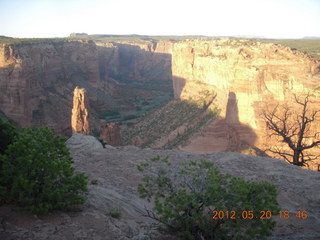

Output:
xmin=66 ymin=133 xmax=104 ymax=153
xmin=1 ymin=137 xmax=319 ymax=239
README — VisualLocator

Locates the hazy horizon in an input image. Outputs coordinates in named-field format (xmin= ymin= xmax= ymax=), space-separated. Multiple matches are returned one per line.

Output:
xmin=2 ymin=33 xmax=320 ymax=40
xmin=1 ymin=0 xmax=320 ymax=39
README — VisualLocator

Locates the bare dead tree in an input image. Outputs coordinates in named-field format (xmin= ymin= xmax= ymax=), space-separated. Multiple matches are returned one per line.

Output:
xmin=262 ymin=93 xmax=320 ymax=167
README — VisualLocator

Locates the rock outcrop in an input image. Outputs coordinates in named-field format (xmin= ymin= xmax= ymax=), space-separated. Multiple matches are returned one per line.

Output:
xmin=99 ymin=120 xmax=122 ymax=146
xmin=66 ymin=133 xmax=103 ymax=153
xmin=1 ymin=38 xmax=319 ymax=168
xmin=0 ymin=40 xmax=101 ymax=134
xmin=171 ymin=39 xmax=320 ymax=169
xmin=0 ymin=40 xmax=173 ymax=134
xmin=0 ymin=146 xmax=319 ymax=239
xmin=71 ymin=87 xmax=90 ymax=134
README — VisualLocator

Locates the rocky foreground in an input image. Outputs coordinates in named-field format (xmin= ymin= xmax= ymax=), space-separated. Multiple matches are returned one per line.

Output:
xmin=0 ymin=134 xmax=319 ymax=240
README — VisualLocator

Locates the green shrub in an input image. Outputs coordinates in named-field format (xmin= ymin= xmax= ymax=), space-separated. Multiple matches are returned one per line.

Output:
xmin=0 ymin=127 xmax=88 ymax=214
xmin=0 ymin=118 xmax=18 ymax=155
xmin=0 ymin=118 xmax=19 ymax=204
xmin=91 ymin=179 xmax=99 ymax=185
xmin=137 ymin=156 xmax=280 ymax=240
xmin=107 ymin=206 xmax=122 ymax=219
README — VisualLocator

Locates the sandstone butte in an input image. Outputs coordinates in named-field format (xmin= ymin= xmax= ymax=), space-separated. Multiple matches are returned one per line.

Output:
xmin=71 ymin=86 xmax=90 ymax=135
xmin=0 ymin=38 xmax=319 ymax=168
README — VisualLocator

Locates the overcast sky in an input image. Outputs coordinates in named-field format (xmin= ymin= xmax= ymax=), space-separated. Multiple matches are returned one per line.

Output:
xmin=0 ymin=0 xmax=319 ymax=39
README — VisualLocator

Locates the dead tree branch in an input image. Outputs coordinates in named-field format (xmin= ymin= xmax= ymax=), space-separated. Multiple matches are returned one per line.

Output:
xmin=262 ymin=93 xmax=320 ymax=167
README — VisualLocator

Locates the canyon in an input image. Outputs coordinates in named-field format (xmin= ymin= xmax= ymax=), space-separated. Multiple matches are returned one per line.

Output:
xmin=0 ymin=39 xmax=173 ymax=135
xmin=0 ymin=37 xmax=320 ymax=168
xmin=171 ymin=39 xmax=320 ymax=169
xmin=1 ymin=37 xmax=320 ymax=239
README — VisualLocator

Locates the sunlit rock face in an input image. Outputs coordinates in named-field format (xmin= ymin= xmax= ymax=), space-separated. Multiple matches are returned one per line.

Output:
xmin=1 ymin=38 xmax=319 ymax=168
xmin=172 ymin=39 xmax=320 ymax=168
xmin=71 ymin=87 xmax=90 ymax=135
xmin=0 ymin=40 xmax=173 ymax=134
xmin=0 ymin=41 xmax=101 ymax=134
xmin=172 ymin=39 xmax=319 ymax=121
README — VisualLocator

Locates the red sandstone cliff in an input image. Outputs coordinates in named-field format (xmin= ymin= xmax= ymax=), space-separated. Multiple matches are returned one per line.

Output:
xmin=1 ymin=38 xmax=319 ymax=168
xmin=0 ymin=40 xmax=101 ymax=134
xmin=99 ymin=120 xmax=122 ymax=146
xmin=0 ymin=40 xmax=173 ymax=134
xmin=171 ymin=39 xmax=320 ymax=168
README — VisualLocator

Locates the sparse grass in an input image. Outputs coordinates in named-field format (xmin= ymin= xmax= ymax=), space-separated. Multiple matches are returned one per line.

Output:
xmin=262 ymin=39 xmax=320 ymax=60
xmin=164 ymin=108 xmax=219 ymax=148
xmin=0 ymin=37 xmax=67 ymax=44
xmin=106 ymin=207 xmax=122 ymax=219
xmin=123 ymin=91 xmax=217 ymax=148
xmin=68 ymin=34 xmax=212 ymax=43
xmin=91 ymin=180 xmax=98 ymax=185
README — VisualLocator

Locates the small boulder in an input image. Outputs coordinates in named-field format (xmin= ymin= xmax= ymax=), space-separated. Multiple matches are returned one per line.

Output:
xmin=66 ymin=133 xmax=103 ymax=153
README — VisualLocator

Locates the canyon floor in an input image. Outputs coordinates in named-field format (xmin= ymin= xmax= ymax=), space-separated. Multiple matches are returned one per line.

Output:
xmin=0 ymin=134 xmax=320 ymax=240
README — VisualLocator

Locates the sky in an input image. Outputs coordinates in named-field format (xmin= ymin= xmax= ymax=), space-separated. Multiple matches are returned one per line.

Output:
xmin=0 ymin=0 xmax=319 ymax=39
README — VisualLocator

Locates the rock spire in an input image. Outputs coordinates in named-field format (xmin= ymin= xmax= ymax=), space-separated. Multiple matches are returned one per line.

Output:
xmin=71 ymin=86 xmax=90 ymax=135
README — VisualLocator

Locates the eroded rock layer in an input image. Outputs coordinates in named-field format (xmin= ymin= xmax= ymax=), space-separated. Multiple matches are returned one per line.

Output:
xmin=0 ymin=40 xmax=173 ymax=134
xmin=171 ymin=39 xmax=320 ymax=168
xmin=1 ymin=38 xmax=319 ymax=168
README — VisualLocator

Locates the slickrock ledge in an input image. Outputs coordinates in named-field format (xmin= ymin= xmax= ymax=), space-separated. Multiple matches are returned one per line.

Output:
xmin=0 ymin=140 xmax=319 ymax=239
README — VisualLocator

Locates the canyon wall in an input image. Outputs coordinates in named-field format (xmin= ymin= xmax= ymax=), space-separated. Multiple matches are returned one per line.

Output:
xmin=1 ymin=37 xmax=319 ymax=168
xmin=99 ymin=120 xmax=122 ymax=146
xmin=0 ymin=40 xmax=173 ymax=134
xmin=171 ymin=39 xmax=320 ymax=168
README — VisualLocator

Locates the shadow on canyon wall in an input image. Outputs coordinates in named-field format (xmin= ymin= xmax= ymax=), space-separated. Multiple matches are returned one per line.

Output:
xmin=0 ymin=41 xmax=173 ymax=135
xmin=172 ymin=75 xmax=186 ymax=98
xmin=224 ymin=91 xmax=259 ymax=153
xmin=0 ymin=40 xmax=260 ymax=153
xmin=179 ymin=91 xmax=260 ymax=154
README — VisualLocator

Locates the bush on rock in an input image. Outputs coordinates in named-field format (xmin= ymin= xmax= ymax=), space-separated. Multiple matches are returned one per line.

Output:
xmin=137 ymin=156 xmax=280 ymax=240
xmin=0 ymin=124 xmax=88 ymax=214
